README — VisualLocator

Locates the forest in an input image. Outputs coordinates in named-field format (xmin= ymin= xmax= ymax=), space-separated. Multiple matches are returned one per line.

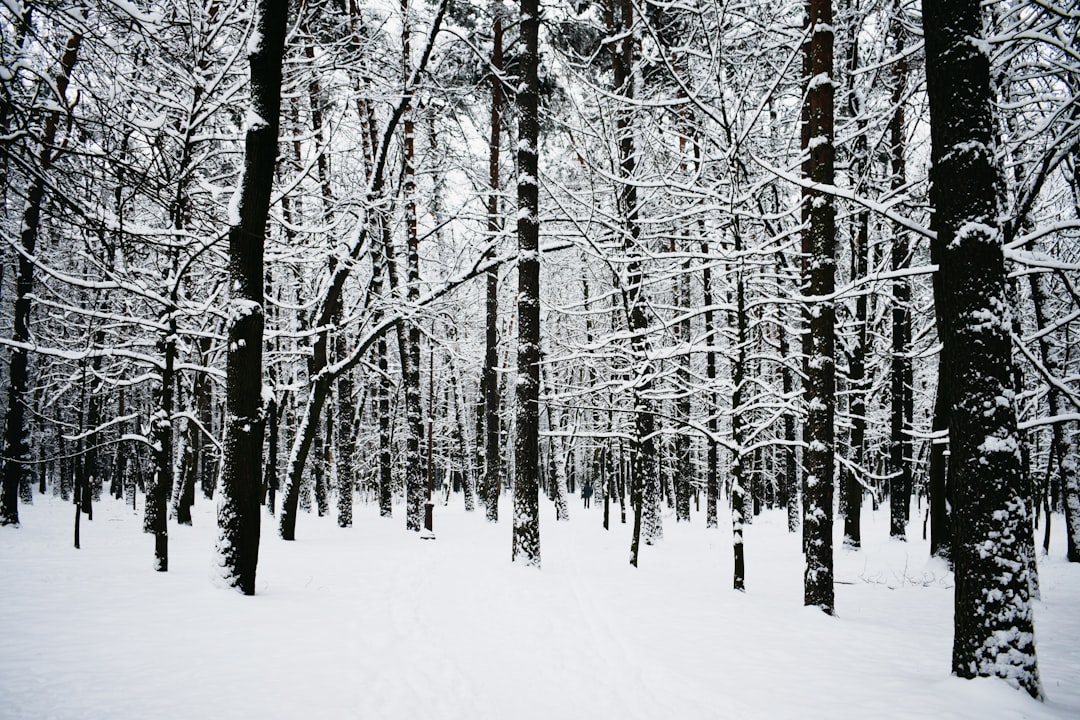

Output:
xmin=1 ymin=0 xmax=1078 ymax=712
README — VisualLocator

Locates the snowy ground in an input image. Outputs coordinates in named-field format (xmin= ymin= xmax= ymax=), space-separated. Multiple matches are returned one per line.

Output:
xmin=2 ymin=492 xmax=1078 ymax=720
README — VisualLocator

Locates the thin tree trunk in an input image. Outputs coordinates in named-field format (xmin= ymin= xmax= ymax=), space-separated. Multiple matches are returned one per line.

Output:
xmin=845 ymin=211 xmax=868 ymax=548
xmin=731 ymin=228 xmax=747 ymax=590
xmin=929 ymin=360 xmax=952 ymax=560
xmin=889 ymin=20 xmax=912 ymax=540
xmin=400 ymin=0 xmax=426 ymax=533
xmin=701 ymin=237 xmax=719 ymax=530
xmin=484 ymin=2 xmax=504 ymax=523
xmin=777 ymin=254 xmax=800 ymax=533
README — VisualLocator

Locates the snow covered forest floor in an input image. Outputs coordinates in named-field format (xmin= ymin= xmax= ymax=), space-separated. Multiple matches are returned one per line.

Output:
xmin=2 ymin=494 xmax=1079 ymax=720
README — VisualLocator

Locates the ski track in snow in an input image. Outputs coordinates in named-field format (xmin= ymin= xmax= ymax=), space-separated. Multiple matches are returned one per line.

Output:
xmin=2 ymin=495 xmax=1079 ymax=719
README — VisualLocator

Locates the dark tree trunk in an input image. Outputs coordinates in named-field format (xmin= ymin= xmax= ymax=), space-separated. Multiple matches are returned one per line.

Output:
xmin=336 ymin=355 xmax=357 ymax=528
xmin=484 ymin=3 xmax=504 ymax=523
xmin=889 ymin=22 xmax=912 ymax=540
xmin=216 ymin=0 xmax=287 ymax=595
xmin=701 ymin=233 xmax=719 ymax=530
xmin=375 ymin=249 xmax=394 ymax=519
xmin=198 ymin=337 xmax=217 ymax=500
xmin=844 ymin=211 xmax=868 ymax=549
xmin=674 ymin=262 xmax=692 ymax=523
xmin=1 ymin=25 xmax=83 ymax=527
xmin=923 ymin=0 xmax=1041 ymax=695
xmin=778 ymin=268 xmax=799 ymax=534
xmin=511 ymin=0 xmax=541 ymax=565
xmin=842 ymin=17 xmax=869 ymax=549
xmin=83 ymin=330 xmax=105 ymax=521
xmin=731 ymin=229 xmax=748 ymax=590
xmin=802 ymin=0 xmax=836 ymax=615
xmin=148 ymin=322 xmax=176 ymax=571
xmin=175 ymin=402 xmax=198 ymax=526
xmin=929 ymin=362 xmax=952 ymax=560
xmin=313 ymin=421 xmax=329 ymax=517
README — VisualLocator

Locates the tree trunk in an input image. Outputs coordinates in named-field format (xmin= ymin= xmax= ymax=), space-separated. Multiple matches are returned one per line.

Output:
xmin=148 ymin=322 xmax=176 ymax=571
xmin=923 ymin=0 xmax=1041 ymax=695
xmin=845 ymin=211 xmax=868 ymax=549
xmin=674 ymin=263 xmax=692 ymax=523
xmin=198 ymin=338 xmax=217 ymax=500
xmin=929 ymin=361 xmax=952 ymax=560
xmin=731 ymin=230 xmax=747 ymax=590
xmin=511 ymin=0 xmax=541 ymax=566
xmin=336 ymin=342 xmax=357 ymax=528
xmin=484 ymin=3 xmax=504 ymax=523
xmin=400 ymin=0 xmax=426 ymax=533
xmin=778 ymin=262 xmax=799 ymax=534
xmin=215 ymin=0 xmax=287 ymax=595
xmin=888 ymin=21 xmax=912 ymax=541
xmin=702 ymin=233 xmax=719 ymax=530
xmin=802 ymin=0 xmax=836 ymax=615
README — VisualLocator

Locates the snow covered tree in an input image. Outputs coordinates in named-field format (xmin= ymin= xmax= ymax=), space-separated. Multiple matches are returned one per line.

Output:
xmin=922 ymin=0 xmax=1041 ymax=696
